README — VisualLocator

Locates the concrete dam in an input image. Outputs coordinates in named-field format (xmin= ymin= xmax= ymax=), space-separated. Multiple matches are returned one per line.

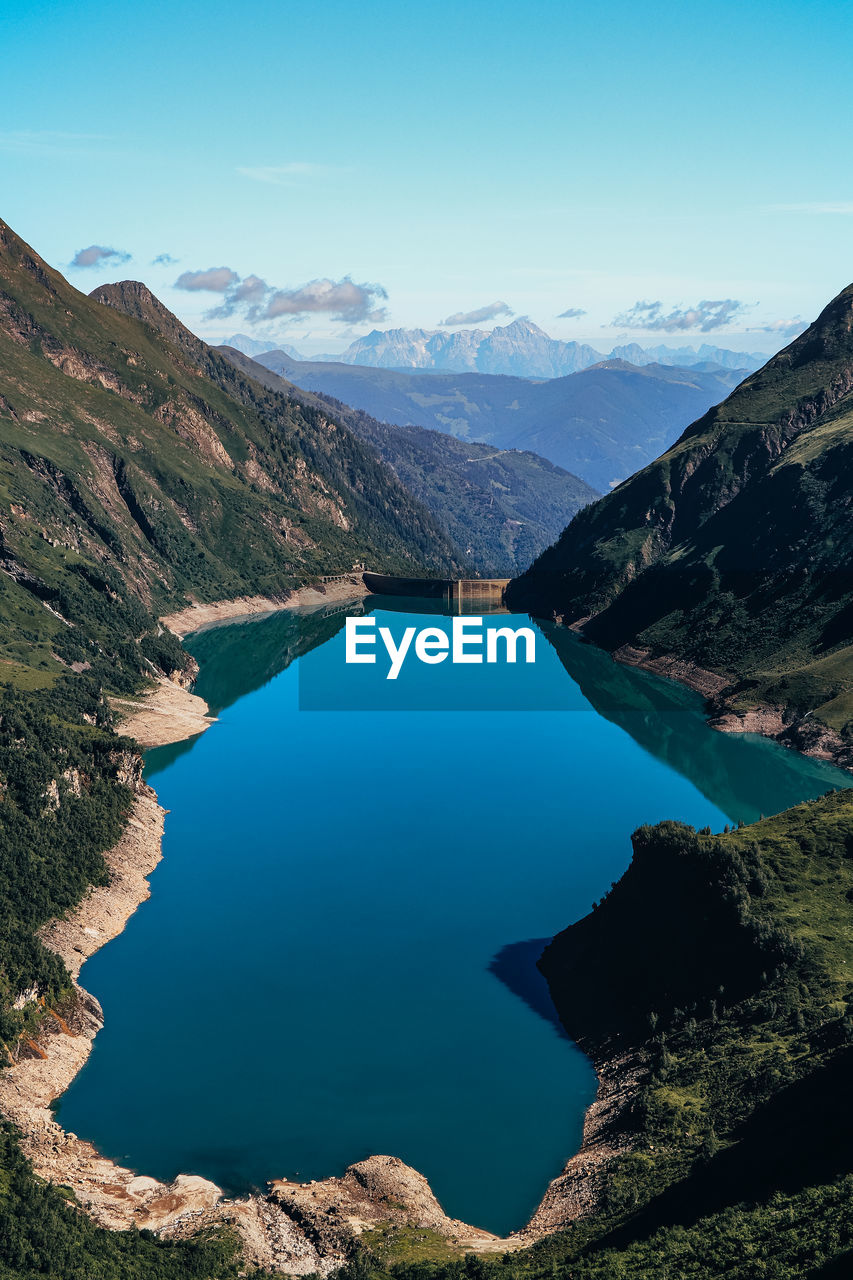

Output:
xmin=361 ymin=572 xmax=510 ymax=607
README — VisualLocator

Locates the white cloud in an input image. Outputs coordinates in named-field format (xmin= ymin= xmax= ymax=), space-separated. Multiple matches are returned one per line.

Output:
xmin=750 ymin=316 xmax=806 ymax=339
xmin=439 ymin=301 xmax=513 ymax=326
xmin=192 ymin=268 xmax=389 ymax=325
xmin=71 ymin=244 xmax=131 ymax=269
xmin=174 ymin=267 xmax=240 ymax=292
xmin=610 ymin=298 xmax=750 ymax=333
xmin=263 ymin=278 xmax=387 ymax=323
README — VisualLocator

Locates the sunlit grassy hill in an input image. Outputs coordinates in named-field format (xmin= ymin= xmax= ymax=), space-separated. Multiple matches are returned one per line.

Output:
xmin=0 ymin=220 xmax=461 ymax=692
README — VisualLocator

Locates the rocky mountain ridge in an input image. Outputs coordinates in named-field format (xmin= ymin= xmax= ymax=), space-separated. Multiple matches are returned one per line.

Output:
xmin=272 ymin=318 xmax=768 ymax=378
xmin=0 ymin=218 xmax=469 ymax=691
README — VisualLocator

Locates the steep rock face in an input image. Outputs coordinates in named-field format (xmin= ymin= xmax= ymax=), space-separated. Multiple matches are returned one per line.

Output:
xmin=508 ymin=285 xmax=853 ymax=743
xmin=328 ymin=319 xmax=602 ymax=377
xmin=89 ymin=279 xmax=463 ymax=574
xmin=610 ymin=340 xmax=767 ymax=371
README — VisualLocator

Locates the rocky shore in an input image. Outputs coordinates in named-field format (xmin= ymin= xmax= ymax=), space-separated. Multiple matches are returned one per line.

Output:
xmin=610 ymin=641 xmax=853 ymax=770
xmin=0 ymin=789 xmax=224 ymax=1233
xmin=161 ymin=576 xmax=369 ymax=641
xmin=0 ymin=750 xmax=650 ymax=1267
xmin=0 ymin=755 xmax=637 ymax=1268
xmin=0 ymin=767 xmax=516 ymax=1271
xmin=113 ymin=577 xmax=370 ymax=749
xmin=0 ymin=585 xmax=652 ymax=1273
xmin=112 ymin=676 xmax=216 ymax=748
xmin=522 ymin=1047 xmax=647 ymax=1236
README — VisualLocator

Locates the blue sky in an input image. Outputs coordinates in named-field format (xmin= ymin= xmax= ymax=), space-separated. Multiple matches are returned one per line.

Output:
xmin=2 ymin=0 xmax=852 ymax=354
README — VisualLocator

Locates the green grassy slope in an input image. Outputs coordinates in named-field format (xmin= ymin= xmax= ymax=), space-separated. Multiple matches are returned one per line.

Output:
xmin=0 ymin=221 xmax=462 ymax=693
xmin=508 ymin=285 xmax=853 ymax=748
xmin=219 ymin=347 xmax=599 ymax=576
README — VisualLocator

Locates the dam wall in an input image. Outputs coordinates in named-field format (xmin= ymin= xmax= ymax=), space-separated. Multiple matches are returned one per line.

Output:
xmin=448 ymin=578 xmax=510 ymax=606
xmin=362 ymin=572 xmax=510 ymax=604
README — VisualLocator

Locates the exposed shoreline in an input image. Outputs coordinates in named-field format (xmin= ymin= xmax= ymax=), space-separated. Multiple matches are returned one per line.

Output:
xmin=10 ymin=591 xmax=844 ymax=1270
xmin=608 ymin=640 xmax=853 ymax=770
xmin=113 ymin=577 xmax=370 ymax=749
xmin=522 ymin=1045 xmax=647 ymax=1235
xmin=1 ymin=587 xmax=514 ymax=1273
xmin=111 ymin=677 xmax=216 ymax=748
xmin=161 ymin=577 xmax=369 ymax=641
xmin=0 ymin=788 xmax=225 ymax=1234
xmin=0 ymin=773 xmax=510 ymax=1269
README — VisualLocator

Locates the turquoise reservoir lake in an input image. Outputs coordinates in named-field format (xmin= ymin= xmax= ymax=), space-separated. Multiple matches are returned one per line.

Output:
xmin=57 ymin=600 xmax=852 ymax=1235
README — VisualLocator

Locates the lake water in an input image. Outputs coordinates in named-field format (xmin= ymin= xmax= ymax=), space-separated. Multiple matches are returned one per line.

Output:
xmin=57 ymin=599 xmax=852 ymax=1235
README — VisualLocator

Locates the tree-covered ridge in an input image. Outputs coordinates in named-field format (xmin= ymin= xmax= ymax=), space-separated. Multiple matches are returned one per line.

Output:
xmin=0 ymin=681 xmax=130 ymax=1045
xmin=0 ymin=670 xmax=255 ymax=1278
xmin=508 ymin=286 xmax=853 ymax=747
xmin=543 ymin=795 xmax=853 ymax=1187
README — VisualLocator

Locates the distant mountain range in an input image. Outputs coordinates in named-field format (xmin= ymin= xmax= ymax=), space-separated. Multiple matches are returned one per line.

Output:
xmin=224 ymin=332 xmax=302 ymax=359
xmin=221 ymin=347 xmax=599 ymax=576
xmin=224 ymin=320 xmax=769 ymax=379
xmin=247 ymin=349 xmax=746 ymax=492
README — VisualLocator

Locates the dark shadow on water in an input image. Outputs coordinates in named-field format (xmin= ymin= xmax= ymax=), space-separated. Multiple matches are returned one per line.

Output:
xmin=488 ymin=938 xmax=568 ymax=1041
xmin=143 ymin=732 xmax=207 ymax=779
